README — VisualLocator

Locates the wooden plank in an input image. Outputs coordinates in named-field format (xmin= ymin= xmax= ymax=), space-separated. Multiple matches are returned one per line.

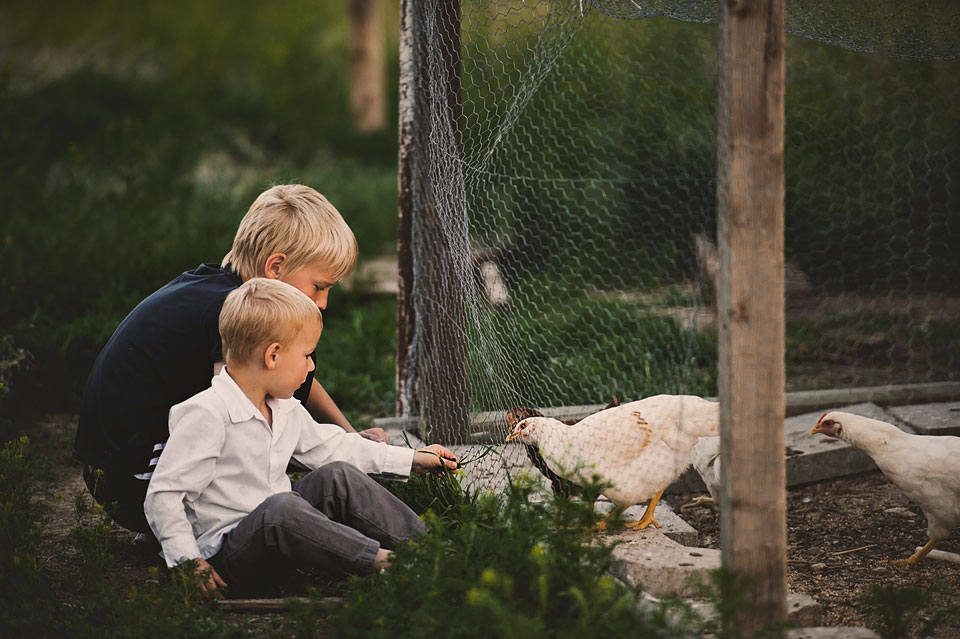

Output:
xmin=717 ymin=0 xmax=788 ymax=634
xmin=216 ymin=596 xmax=342 ymax=613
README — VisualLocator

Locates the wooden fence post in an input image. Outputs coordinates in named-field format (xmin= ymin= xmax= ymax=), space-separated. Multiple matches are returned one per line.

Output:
xmin=717 ymin=0 xmax=787 ymax=633
xmin=348 ymin=0 xmax=386 ymax=131
xmin=397 ymin=0 xmax=470 ymax=442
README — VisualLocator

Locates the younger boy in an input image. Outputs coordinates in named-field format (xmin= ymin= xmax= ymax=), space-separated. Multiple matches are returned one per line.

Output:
xmin=74 ymin=184 xmax=389 ymax=535
xmin=145 ymin=278 xmax=458 ymax=593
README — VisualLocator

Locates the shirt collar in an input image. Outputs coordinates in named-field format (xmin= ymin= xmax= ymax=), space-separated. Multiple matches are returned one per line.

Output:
xmin=212 ymin=367 xmax=303 ymax=425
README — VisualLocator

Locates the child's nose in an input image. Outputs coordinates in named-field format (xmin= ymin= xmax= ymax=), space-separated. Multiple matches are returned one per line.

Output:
xmin=307 ymin=357 xmax=316 ymax=372
xmin=315 ymin=289 xmax=329 ymax=310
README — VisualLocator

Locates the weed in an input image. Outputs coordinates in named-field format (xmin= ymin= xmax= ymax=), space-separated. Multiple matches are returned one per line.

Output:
xmin=383 ymin=433 xmax=497 ymax=525
xmin=0 ymin=436 xmax=53 ymax=636
xmin=860 ymin=582 xmax=959 ymax=639
xmin=326 ymin=476 xmax=669 ymax=638
xmin=69 ymin=489 xmax=122 ymax=616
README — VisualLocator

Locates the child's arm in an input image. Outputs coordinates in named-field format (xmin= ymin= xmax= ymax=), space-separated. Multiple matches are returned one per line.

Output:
xmin=294 ymin=410 xmax=413 ymax=478
xmin=304 ymin=378 xmax=354 ymax=430
xmin=294 ymin=410 xmax=458 ymax=478
xmin=145 ymin=403 xmax=225 ymax=570
xmin=305 ymin=378 xmax=390 ymax=443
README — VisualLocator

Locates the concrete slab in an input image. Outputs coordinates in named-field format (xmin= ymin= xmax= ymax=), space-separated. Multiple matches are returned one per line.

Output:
xmin=608 ymin=529 xmax=720 ymax=597
xmin=785 ymin=592 xmax=824 ymax=626
xmin=381 ymin=427 xmax=425 ymax=449
xmin=787 ymin=628 xmax=879 ymax=639
xmin=595 ymin=498 xmax=698 ymax=546
xmin=886 ymin=402 xmax=960 ymax=436
xmin=685 ymin=591 xmax=822 ymax=626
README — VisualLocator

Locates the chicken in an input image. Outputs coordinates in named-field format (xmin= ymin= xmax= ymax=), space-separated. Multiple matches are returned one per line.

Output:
xmin=682 ymin=435 xmax=721 ymax=511
xmin=506 ymin=395 xmax=719 ymax=530
xmin=505 ymin=405 xmax=582 ymax=498
xmin=505 ymin=399 xmax=619 ymax=499
xmin=811 ymin=411 xmax=960 ymax=565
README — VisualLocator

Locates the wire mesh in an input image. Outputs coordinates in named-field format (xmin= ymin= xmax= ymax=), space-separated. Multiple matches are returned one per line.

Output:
xmin=402 ymin=0 xmax=960 ymax=497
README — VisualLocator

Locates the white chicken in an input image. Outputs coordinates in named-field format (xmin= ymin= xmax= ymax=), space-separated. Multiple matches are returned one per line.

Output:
xmin=811 ymin=411 xmax=960 ymax=565
xmin=682 ymin=435 xmax=721 ymax=511
xmin=506 ymin=395 xmax=719 ymax=530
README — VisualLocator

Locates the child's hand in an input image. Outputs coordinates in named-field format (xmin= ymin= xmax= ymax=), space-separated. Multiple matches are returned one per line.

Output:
xmin=193 ymin=557 xmax=228 ymax=595
xmin=359 ymin=427 xmax=391 ymax=444
xmin=413 ymin=444 xmax=459 ymax=474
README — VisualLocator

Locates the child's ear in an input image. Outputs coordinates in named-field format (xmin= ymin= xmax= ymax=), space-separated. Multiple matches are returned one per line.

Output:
xmin=264 ymin=252 xmax=287 ymax=279
xmin=264 ymin=342 xmax=282 ymax=370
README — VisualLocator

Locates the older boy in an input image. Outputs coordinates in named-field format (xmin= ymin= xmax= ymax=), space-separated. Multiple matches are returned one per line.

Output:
xmin=145 ymin=279 xmax=457 ymax=593
xmin=74 ymin=184 xmax=388 ymax=535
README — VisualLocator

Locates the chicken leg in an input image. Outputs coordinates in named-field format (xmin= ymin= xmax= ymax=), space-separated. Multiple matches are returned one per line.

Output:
xmin=624 ymin=489 xmax=664 ymax=530
xmin=892 ymin=539 xmax=942 ymax=566
xmin=680 ymin=495 xmax=716 ymax=511
xmin=593 ymin=506 xmax=626 ymax=532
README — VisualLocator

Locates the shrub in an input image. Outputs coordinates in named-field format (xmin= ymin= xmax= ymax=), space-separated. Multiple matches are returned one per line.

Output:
xmin=0 ymin=437 xmax=53 ymax=636
xmin=325 ymin=476 xmax=673 ymax=638
xmin=860 ymin=582 xmax=958 ymax=639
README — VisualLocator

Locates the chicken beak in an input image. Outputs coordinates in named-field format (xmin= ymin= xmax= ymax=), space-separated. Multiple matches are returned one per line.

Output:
xmin=810 ymin=412 xmax=826 ymax=435
xmin=505 ymin=430 xmax=519 ymax=442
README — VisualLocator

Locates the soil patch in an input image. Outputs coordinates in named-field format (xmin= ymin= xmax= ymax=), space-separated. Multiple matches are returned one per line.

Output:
xmin=669 ymin=474 xmax=960 ymax=636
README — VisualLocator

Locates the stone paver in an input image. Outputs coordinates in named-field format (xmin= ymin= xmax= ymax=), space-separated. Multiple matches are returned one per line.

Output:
xmin=886 ymin=401 xmax=960 ymax=436
xmin=595 ymin=498 xmax=698 ymax=546
xmin=685 ymin=592 xmax=822 ymax=626
xmin=608 ymin=529 xmax=720 ymax=597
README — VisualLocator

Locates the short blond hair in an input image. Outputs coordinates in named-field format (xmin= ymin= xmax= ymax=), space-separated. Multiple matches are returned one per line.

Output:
xmin=219 ymin=278 xmax=323 ymax=366
xmin=224 ymin=184 xmax=358 ymax=282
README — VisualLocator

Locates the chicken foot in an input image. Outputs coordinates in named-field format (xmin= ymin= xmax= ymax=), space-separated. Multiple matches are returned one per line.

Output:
xmin=624 ymin=489 xmax=664 ymax=530
xmin=680 ymin=495 xmax=716 ymax=511
xmin=892 ymin=539 xmax=942 ymax=566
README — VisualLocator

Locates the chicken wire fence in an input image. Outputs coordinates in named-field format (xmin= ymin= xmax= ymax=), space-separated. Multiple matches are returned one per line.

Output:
xmin=398 ymin=0 xmax=960 ymax=493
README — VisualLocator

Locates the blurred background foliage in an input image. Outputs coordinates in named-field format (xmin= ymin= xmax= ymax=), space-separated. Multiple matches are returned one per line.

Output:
xmin=0 ymin=0 xmax=957 ymax=430
xmin=0 ymin=0 xmax=403 ymax=430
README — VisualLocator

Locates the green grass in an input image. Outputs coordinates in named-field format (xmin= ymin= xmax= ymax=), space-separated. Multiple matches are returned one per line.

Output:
xmin=483 ymin=293 xmax=718 ymax=409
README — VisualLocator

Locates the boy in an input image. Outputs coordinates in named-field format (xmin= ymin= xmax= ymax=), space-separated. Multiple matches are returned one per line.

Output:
xmin=145 ymin=279 xmax=458 ymax=593
xmin=73 ymin=184 xmax=389 ymax=535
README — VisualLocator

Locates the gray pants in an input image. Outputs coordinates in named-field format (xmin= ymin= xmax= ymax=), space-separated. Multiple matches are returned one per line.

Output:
xmin=208 ymin=461 xmax=424 ymax=592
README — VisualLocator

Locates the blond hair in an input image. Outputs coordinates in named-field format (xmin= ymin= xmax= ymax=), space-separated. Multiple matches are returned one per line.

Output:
xmin=224 ymin=184 xmax=358 ymax=282
xmin=219 ymin=278 xmax=323 ymax=366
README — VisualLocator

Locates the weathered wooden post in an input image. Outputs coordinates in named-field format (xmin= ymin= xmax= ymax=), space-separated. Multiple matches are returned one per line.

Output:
xmin=717 ymin=0 xmax=787 ymax=633
xmin=348 ymin=0 xmax=386 ymax=131
xmin=397 ymin=0 xmax=470 ymax=442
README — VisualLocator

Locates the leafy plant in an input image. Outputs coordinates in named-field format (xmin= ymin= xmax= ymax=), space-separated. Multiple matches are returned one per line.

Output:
xmin=382 ymin=432 xmax=497 ymax=525
xmin=0 ymin=436 xmax=52 ymax=636
xmin=325 ymin=475 xmax=672 ymax=639
xmin=860 ymin=583 xmax=958 ymax=639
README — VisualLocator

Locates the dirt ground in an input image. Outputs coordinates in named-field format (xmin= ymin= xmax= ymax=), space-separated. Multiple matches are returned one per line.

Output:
xmin=32 ymin=414 xmax=960 ymax=636
xmin=669 ymin=476 xmax=960 ymax=636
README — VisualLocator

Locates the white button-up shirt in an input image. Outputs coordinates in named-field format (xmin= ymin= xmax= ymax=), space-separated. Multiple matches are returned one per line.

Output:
xmin=145 ymin=367 xmax=415 ymax=568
